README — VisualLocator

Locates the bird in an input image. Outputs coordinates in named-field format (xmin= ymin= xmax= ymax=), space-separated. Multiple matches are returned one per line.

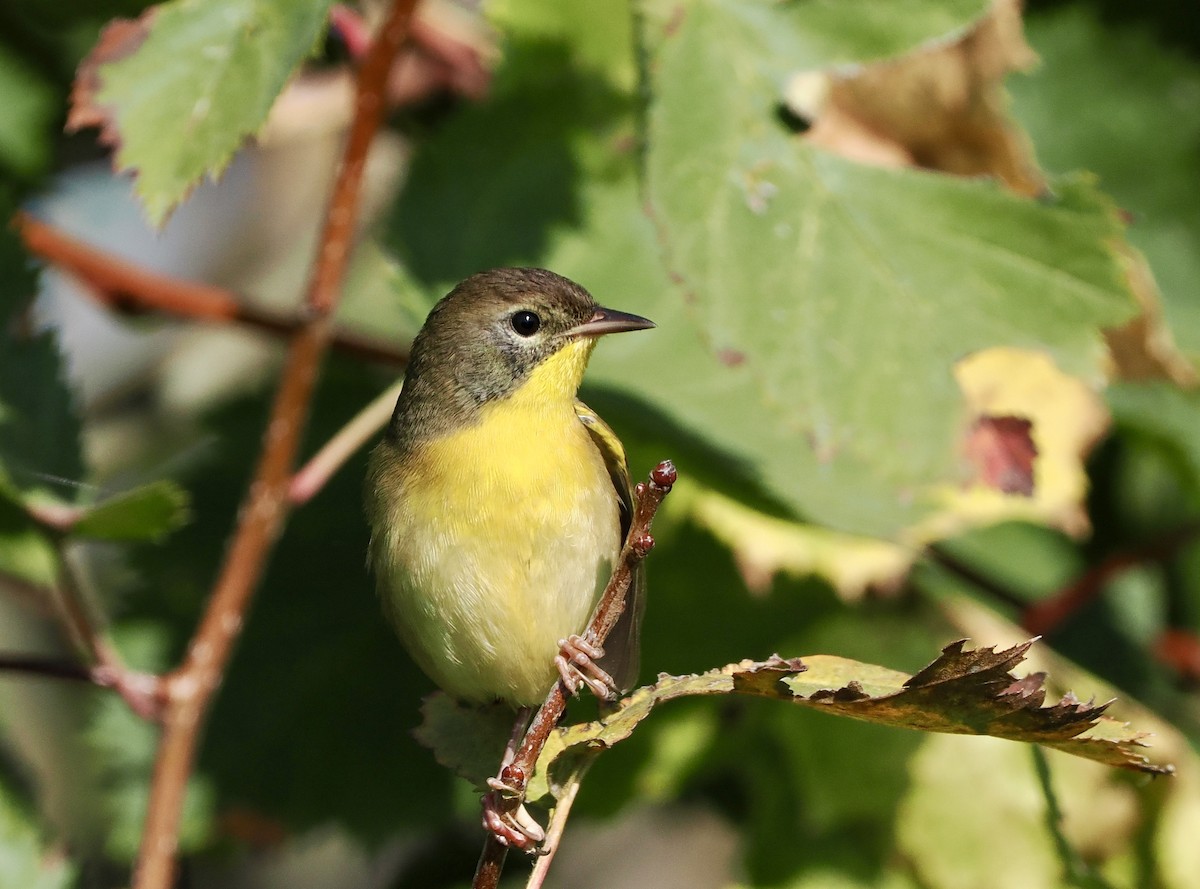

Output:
xmin=365 ymin=267 xmax=654 ymax=711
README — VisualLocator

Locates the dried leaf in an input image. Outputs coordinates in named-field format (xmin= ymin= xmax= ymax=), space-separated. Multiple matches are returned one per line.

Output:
xmin=1104 ymin=243 xmax=1199 ymax=386
xmin=66 ymin=12 xmax=154 ymax=148
xmin=528 ymin=640 xmax=1169 ymax=802
xmin=794 ymin=0 xmax=1041 ymax=193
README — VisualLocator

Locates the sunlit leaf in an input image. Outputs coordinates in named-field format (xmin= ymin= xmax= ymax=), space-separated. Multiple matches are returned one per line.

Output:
xmin=73 ymin=480 xmax=191 ymax=542
xmin=524 ymin=640 xmax=1170 ymax=802
xmin=81 ymin=0 xmax=333 ymax=225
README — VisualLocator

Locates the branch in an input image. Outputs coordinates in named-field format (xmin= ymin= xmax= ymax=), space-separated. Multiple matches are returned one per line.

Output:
xmin=1021 ymin=523 xmax=1200 ymax=636
xmin=13 ymin=212 xmax=408 ymax=367
xmin=0 ymin=654 xmax=93 ymax=683
xmin=132 ymin=4 xmax=420 ymax=887
xmin=0 ymin=553 xmax=163 ymax=719
xmin=472 ymin=460 xmax=676 ymax=889
xmin=52 ymin=546 xmax=163 ymax=720
xmin=289 ymin=378 xmax=404 ymax=505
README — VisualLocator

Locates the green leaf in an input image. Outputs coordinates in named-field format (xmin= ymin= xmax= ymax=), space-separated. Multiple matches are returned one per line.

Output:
xmin=1107 ymin=381 xmax=1200 ymax=495
xmin=0 ymin=217 xmax=82 ymax=506
xmin=0 ymin=495 xmax=57 ymax=587
xmin=0 ymin=44 xmax=56 ymax=177
xmin=641 ymin=0 xmax=992 ymax=70
xmin=1010 ymin=7 xmax=1200 ymax=368
xmin=637 ymin=0 xmax=1136 ymax=537
xmin=96 ymin=0 xmax=333 ymax=225
xmin=73 ymin=480 xmax=191 ymax=542
xmin=0 ymin=774 xmax=74 ymax=889
xmin=412 ymin=694 xmax=517 ymax=791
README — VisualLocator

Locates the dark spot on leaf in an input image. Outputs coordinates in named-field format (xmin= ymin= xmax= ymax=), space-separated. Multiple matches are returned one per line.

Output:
xmin=717 ymin=348 xmax=746 ymax=367
xmin=831 ymin=681 xmax=869 ymax=702
xmin=964 ymin=414 xmax=1037 ymax=496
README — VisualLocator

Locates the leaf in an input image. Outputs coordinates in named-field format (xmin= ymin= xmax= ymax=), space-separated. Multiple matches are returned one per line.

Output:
xmin=73 ymin=480 xmax=191 ymax=542
xmin=0 ymin=195 xmax=83 ymax=503
xmin=1107 ymin=381 xmax=1200 ymax=495
xmin=638 ymin=0 xmax=1137 ymax=538
xmin=671 ymin=480 xmax=912 ymax=600
xmin=897 ymin=735 xmax=1137 ymax=889
xmin=642 ymin=0 xmax=994 ymax=70
xmin=916 ymin=347 xmax=1110 ymax=541
xmin=78 ymin=0 xmax=333 ymax=225
xmin=793 ymin=0 xmax=1041 ymax=194
xmin=0 ymin=44 xmax=56 ymax=177
xmin=1010 ymin=7 xmax=1200 ymax=371
xmin=963 ymin=415 xmax=1036 ymax=496
xmin=412 ymin=694 xmax=518 ymax=791
xmin=526 ymin=640 xmax=1169 ymax=802
xmin=0 ymin=495 xmax=57 ymax=587
xmin=0 ymin=774 xmax=74 ymax=889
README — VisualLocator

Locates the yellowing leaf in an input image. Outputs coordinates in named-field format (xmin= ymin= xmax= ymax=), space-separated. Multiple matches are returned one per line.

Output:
xmin=676 ymin=481 xmax=912 ymax=600
xmin=519 ymin=640 xmax=1170 ymax=804
xmin=915 ymin=347 xmax=1109 ymax=541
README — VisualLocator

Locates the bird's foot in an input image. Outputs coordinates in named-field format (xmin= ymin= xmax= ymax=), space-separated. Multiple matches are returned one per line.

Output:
xmin=482 ymin=772 xmax=546 ymax=852
xmin=554 ymin=633 xmax=616 ymax=700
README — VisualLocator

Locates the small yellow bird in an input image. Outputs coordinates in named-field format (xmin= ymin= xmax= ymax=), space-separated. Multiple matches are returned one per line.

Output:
xmin=365 ymin=268 xmax=654 ymax=709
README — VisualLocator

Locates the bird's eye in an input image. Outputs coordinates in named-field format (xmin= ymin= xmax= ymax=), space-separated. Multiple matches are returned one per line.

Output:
xmin=511 ymin=310 xmax=541 ymax=337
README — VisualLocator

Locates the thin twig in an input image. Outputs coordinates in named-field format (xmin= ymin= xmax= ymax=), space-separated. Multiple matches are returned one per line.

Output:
xmin=131 ymin=5 xmax=419 ymax=888
xmin=472 ymin=460 xmax=676 ymax=889
xmin=924 ymin=543 xmax=1028 ymax=611
xmin=53 ymin=546 xmax=163 ymax=720
xmin=927 ymin=523 xmax=1200 ymax=638
xmin=0 ymin=655 xmax=94 ymax=684
xmin=13 ymin=212 xmax=408 ymax=367
xmin=1031 ymin=746 xmax=1114 ymax=889
xmin=525 ymin=768 xmax=586 ymax=889
xmin=289 ymin=377 xmax=404 ymax=505
xmin=1021 ymin=523 xmax=1200 ymax=636
xmin=0 ymin=654 xmax=160 ymax=716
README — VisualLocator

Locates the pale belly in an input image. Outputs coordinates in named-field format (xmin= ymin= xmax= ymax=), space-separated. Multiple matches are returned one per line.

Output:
xmin=369 ymin=411 xmax=621 ymax=707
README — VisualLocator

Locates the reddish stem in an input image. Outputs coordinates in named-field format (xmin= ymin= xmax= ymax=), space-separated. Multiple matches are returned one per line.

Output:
xmin=14 ymin=211 xmax=407 ymax=367
xmin=1021 ymin=523 xmax=1200 ymax=636
xmin=131 ymin=4 xmax=419 ymax=888
xmin=472 ymin=461 xmax=675 ymax=889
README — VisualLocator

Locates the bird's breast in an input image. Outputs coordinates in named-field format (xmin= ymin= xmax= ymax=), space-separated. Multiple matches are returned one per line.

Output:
xmin=370 ymin=395 xmax=620 ymax=706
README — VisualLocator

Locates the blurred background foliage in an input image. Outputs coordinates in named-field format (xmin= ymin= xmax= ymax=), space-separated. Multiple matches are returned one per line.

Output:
xmin=1 ymin=0 xmax=1200 ymax=887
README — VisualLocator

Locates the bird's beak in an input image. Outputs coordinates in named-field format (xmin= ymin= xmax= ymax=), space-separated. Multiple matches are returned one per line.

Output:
xmin=566 ymin=306 xmax=656 ymax=338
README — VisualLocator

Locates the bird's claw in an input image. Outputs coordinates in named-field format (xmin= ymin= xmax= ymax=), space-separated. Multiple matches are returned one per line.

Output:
xmin=481 ymin=782 xmax=546 ymax=851
xmin=554 ymin=633 xmax=616 ymax=700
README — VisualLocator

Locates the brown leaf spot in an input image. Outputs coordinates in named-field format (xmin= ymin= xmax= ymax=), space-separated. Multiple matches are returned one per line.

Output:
xmin=66 ymin=12 xmax=156 ymax=147
xmin=832 ymin=680 xmax=869 ymax=702
xmin=964 ymin=414 xmax=1037 ymax=495
xmin=762 ymin=654 xmax=807 ymax=672
xmin=717 ymin=348 xmax=746 ymax=367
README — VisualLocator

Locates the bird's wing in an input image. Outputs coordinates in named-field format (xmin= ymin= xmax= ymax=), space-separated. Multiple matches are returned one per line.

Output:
xmin=575 ymin=398 xmax=644 ymax=693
